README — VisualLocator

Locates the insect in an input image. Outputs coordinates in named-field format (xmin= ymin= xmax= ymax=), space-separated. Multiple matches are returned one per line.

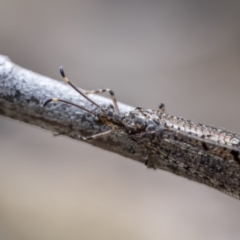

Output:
xmin=44 ymin=67 xmax=240 ymax=198
xmin=43 ymin=67 xmax=166 ymax=146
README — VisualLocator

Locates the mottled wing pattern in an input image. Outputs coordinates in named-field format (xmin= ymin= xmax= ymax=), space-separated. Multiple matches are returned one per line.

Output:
xmin=160 ymin=113 xmax=240 ymax=162
xmin=130 ymin=108 xmax=240 ymax=198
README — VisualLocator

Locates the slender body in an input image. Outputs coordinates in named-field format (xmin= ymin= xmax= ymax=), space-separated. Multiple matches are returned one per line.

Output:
xmin=44 ymin=67 xmax=240 ymax=199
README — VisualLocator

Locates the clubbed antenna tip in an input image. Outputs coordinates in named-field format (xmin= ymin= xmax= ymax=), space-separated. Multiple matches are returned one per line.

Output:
xmin=59 ymin=66 xmax=65 ymax=78
xmin=57 ymin=66 xmax=100 ymax=108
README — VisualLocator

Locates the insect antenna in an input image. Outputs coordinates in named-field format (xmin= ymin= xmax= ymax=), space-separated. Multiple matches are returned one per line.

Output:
xmin=43 ymin=98 xmax=96 ymax=116
xmin=59 ymin=66 xmax=100 ymax=108
xmin=43 ymin=66 xmax=102 ymax=116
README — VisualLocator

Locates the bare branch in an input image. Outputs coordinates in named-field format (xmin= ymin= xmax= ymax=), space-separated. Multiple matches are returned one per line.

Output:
xmin=0 ymin=55 xmax=239 ymax=199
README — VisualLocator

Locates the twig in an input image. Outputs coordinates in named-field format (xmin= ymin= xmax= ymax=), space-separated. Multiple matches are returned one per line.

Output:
xmin=0 ymin=55 xmax=239 ymax=199
xmin=0 ymin=55 xmax=149 ymax=160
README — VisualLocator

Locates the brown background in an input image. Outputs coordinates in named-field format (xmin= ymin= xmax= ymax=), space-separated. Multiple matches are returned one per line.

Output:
xmin=1 ymin=1 xmax=240 ymax=239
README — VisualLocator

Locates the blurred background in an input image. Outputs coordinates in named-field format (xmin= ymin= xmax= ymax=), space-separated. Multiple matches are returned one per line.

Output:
xmin=1 ymin=1 xmax=240 ymax=239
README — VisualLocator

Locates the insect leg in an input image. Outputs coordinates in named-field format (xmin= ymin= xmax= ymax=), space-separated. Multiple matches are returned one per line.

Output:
xmin=143 ymin=149 xmax=150 ymax=166
xmin=53 ymin=130 xmax=72 ymax=137
xmin=77 ymin=129 xmax=113 ymax=141
xmin=84 ymin=89 xmax=119 ymax=112
xmin=157 ymin=103 xmax=165 ymax=113
xmin=135 ymin=106 xmax=148 ymax=117
xmin=59 ymin=66 xmax=100 ymax=108
xmin=43 ymin=98 xmax=96 ymax=116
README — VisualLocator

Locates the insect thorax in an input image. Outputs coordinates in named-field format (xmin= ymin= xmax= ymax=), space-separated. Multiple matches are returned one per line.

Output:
xmin=121 ymin=108 xmax=165 ymax=134
xmin=97 ymin=105 xmax=125 ymax=129
xmin=97 ymin=106 xmax=165 ymax=134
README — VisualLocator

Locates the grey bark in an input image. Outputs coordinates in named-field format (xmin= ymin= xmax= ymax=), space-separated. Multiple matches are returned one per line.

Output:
xmin=0 ymin=55 xmax=145 ymax=163
xmin=0 ymin=54 xmax=238 ymax=199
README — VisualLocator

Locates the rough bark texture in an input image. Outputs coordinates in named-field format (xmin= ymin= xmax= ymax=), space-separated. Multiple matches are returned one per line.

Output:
xmin=0 ymin=54 xmax=239 ymax=199
xmin=0 ymin=55 xmax=144 ymax=163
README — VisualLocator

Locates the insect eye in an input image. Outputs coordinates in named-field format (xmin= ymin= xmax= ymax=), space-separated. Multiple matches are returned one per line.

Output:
xmin=135 ymin=118 xmax=146 ymax=129
xmin=146 ymin=125 xmax=155 ymax=131
xmin=108 ymin=103 xmax=114 ymax=109
xmin=107 ymin=112 xmax=113 ymax=120
xmin=105 ymin=111 xmax=112 ymax=117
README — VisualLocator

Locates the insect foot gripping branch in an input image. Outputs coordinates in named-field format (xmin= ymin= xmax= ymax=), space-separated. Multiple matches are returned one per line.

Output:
xmin=43 ymin=66 xmax=240 ymax=199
